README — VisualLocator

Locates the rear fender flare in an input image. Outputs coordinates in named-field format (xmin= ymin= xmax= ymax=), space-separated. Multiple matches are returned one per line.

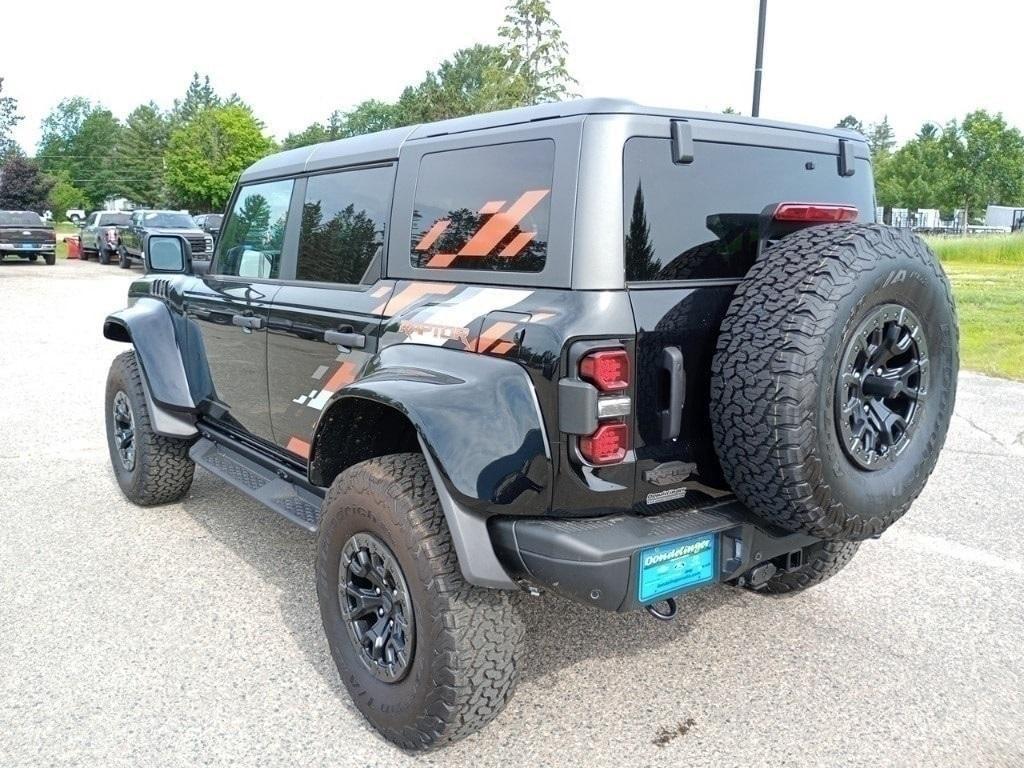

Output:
xmin=310 ymin=344 xmax=552 ymax=518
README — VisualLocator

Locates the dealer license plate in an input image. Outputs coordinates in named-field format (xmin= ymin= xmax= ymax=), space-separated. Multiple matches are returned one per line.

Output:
xmin=638 ymin=533 xmax=717 ymax=603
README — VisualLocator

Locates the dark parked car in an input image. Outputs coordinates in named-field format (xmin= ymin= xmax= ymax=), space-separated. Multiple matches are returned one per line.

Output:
xmin=80 ymin=211 xmax=132 ymax=264
xmin=0 ymin=211 xmax=56 ymax=264
xmin=102 ymin=99 xmax=958 ymax=750
xmin=193 ymin=213 xmax=223 ymax=243
xmin=117 ymin=210 xmax=213 ymax=269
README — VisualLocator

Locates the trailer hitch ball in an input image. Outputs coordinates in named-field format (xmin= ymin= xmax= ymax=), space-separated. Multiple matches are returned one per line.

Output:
xmin=646 ymin=597 xmax=678 ymax=621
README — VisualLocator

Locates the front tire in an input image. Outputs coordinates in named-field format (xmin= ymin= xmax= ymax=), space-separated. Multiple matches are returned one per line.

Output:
xmin=44 ymin=251 xmax=55 ymax=265
xmin=316 ymin=454 xmax=525 ymax=751
xmin=105 ymin=350 xmax=195 ymax=505
xmin=118 ymin=245 xmax=131 ymax=269
xmin=98 ymin=245 xmax=111 ymax=265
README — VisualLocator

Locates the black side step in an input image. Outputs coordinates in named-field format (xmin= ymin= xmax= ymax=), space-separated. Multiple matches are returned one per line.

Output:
xmin=189 ymin=437 xmax=324 ymax=532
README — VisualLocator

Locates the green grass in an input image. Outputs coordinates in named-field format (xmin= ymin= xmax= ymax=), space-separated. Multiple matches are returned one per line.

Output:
xmin=939 ymin=260 xmax=1024 ymax=381
xmin=926 ymin=233 xmax=1024 ymax=266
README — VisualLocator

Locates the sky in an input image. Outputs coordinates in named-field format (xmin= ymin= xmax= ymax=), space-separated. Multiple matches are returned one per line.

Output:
xmin=3 ymin=0 xmax=1023 ymax=152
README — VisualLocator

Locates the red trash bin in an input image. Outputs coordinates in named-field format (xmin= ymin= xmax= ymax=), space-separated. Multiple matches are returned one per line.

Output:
xmin=66 ymin=235 xmax=81 ymax=260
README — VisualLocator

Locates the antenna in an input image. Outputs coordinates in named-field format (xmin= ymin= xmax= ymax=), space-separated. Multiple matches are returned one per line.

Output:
xmin=751 ymin=0 xmax=768 ymax=117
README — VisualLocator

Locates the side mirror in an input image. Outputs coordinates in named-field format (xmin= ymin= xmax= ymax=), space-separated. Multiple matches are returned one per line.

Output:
xmin=144 ymin=234 xmax=192 ymax=275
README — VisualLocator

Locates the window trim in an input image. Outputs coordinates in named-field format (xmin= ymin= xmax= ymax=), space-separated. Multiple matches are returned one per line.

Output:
xmin=279 ymin=163 xmax=397 ymax=289
xmin=207 ymin=176 xmax=298 ymax=283
xmin=406 ymin=138 xmax=556 ymax=276
xmin=208 ymin=162 xmax=397 ymax=290
xmin=388 ymin=119 xmax=582 ymax=289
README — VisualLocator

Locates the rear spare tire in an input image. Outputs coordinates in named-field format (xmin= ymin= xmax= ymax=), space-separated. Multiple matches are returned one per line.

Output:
xmin=710 ymin=224 xmax=957 ymax=541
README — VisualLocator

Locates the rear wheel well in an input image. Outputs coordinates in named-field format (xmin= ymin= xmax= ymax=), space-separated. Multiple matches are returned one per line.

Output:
xmin=309 ymin=398 xmax=420 ymax=487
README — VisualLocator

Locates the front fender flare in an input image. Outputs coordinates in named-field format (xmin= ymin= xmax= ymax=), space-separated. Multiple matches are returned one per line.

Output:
xmin=103 ymin=297 xmax=195 ymax=414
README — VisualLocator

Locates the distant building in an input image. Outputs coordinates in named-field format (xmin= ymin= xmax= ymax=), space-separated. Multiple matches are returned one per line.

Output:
xmin=984 ymin=205 xmax=1024 ymax=231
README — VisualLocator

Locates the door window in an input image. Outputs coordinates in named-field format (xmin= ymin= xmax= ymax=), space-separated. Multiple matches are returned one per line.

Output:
xmin=295 ymin=166 xmax=394 ymax=285
xmin=214 ymin=179 xmax=294 ymax=279
xmin=410 ymin=140 xmax=554 ymax=273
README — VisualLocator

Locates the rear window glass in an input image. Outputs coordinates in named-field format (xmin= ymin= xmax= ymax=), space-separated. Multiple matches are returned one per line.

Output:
xmin=98 ymin=213 xmax=130 ymax=226
xmin=623 ymin=138 xmax=874 ymax=281
xmin=0 ymin=211 xmax=45 ymax=227
xmin=410 ymin=140 xmax=554 ymax=273
xmin=143 ymin=212 xmax=196 ymax=228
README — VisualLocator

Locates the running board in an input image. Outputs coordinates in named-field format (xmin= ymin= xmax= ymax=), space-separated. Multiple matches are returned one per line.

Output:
xmin=189 ymin=437 xmax=324 ymax=532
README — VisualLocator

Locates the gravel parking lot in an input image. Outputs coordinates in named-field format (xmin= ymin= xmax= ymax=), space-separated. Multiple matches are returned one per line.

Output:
xmin=2 ymin=258 xmax=1023 ymax=768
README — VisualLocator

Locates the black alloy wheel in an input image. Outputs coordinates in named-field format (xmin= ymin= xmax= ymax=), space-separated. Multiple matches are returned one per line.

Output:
xmin=339 ymin=532 xmax=415 ymax=683
xmin=836 ymin=304 xmax=929 ymax=470
xmin=111 ymin=390 xmax=136 ymax=471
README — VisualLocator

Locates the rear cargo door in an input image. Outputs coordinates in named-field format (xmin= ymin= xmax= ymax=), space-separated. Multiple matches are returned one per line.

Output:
xmin=623 ymin=135 xmax=874 ymax=510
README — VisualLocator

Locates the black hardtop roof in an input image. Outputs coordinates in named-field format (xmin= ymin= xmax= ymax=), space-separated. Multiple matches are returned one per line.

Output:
xmin=241 ymin=98 xmax=867 ymax=183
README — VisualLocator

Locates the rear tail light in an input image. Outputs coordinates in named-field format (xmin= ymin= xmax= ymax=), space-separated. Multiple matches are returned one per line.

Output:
xmin=579 ymin=422 xmax=629 ymax=465
xmin=576 ymin=347 xmax=631 ymax=465
xmin=105 ymin=227 xmax=117 ymax=243
xmin=579 ymin=349 xmax=629 ymax=392
xmin=773 ymin=203 xmax=858 ymax=223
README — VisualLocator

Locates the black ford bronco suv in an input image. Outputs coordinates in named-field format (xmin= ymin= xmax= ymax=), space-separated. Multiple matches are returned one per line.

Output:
xmin=102 ymin=99 xmax=957 ymax=750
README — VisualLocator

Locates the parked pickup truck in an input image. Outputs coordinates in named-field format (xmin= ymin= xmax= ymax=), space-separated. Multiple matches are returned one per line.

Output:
xmin=80 ymin=211 xmax=132 ymax=264
xmin=0 ymin=210 xmax=56 ymax=264
xmin=117 ymin=209 xmax=213 ymax=269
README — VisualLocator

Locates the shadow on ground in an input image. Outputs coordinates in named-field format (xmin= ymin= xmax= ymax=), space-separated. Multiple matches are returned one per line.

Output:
xmin=178 ymin=468 xmax=743 ymax=713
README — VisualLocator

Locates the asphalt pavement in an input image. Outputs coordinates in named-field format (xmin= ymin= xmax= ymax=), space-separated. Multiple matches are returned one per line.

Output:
xmin=1 ymin=258 xmax=1022 ymax=767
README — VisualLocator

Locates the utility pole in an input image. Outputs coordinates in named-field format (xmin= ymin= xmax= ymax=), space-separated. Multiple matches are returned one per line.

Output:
xmin=751 ymin=0 xmax=768 ymax=117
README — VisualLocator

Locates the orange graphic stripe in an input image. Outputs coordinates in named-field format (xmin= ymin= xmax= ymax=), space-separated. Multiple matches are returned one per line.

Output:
xmin=426 ymin=252 xmax=459 ymax=268
xmin=286 ymin=437 xmax=311 ymax=459
xmin=324 ymin=361 xmax=357 ymax=392
xmin=499 ymin=231 xmax=537 ymax=258
xmin=383 ymin=282 xmax=456 ymax=316
xmin=414 ymin=220 xmax=450 ymax=251
xmin=489 ymin=340 xmax=517 ymax=356
xmin=458 ymin=190 xmax=549 ymax=257
xmin=478 ymin=200 xmax=506 ymax=215
xmin=476 ymin=321 xmax=517 ymax=354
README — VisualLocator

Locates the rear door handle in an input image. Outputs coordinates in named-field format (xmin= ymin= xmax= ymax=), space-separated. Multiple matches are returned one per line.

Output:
xmin=323 ymin=329 xmax=366 ymax=350
xmin=659 ymin=346 xmax=685 ymax=441
xmin=232 ymin=314 xmax=265 ymax=331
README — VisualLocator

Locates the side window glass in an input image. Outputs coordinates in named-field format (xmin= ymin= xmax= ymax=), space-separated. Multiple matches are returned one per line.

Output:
xmin=296 ymin=165 xmax=394 ymax=285
xmin=213 ymin=179 xmax=294 ymax=279
xmin=410 ymin=140 xmax=554 ymax=273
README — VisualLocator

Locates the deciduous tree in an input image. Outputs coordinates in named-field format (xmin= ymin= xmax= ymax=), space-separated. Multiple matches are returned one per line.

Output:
xmin=165 ymin=104 xmax=275 ymax=210
xmin=0 ymin=77 xmax=22 ymax=159
xmin=0 ymin=155 xmax=53 ymax=211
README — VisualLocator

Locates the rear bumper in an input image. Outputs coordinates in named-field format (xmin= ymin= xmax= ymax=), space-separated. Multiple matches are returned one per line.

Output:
xmin=490 ymin=500 xmax=818 ymax=612
xmin=0 ymin=243 xmax=55 ymax=252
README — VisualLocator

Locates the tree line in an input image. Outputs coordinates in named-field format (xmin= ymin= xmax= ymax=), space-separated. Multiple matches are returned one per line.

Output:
xmin=3 ymin=0 xmax=1023 ymax=224
xmin=0 ymin=0 xmax=574 ymax=218
xmin=838 ymin=112 xmax=1024 ymax=222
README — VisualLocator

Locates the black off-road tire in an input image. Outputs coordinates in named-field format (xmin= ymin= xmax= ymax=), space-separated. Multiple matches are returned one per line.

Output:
xmin=98 ymin=246 xmax=111 ymax=265
xmin=44 ymin=251 xmax=55 ymax=265
xmin=118 ymin=245 xmax=131 ymax=269
xmin=711 ymin=224 xmax=958 ymax=541
xmin=27 ymin=253 xmax=38 ymax=262
xmin=751 ymin=540 xmax=861 ymax=595
xmin=316 ymin=453 xmax=525 ymax=751
xmin=105 ymin=350 xmax=195 ymax=505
